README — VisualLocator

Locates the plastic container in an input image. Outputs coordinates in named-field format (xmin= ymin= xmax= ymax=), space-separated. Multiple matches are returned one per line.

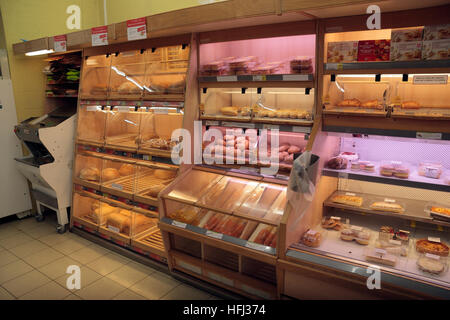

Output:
xmin=365 ymin=248 xmax=398 ymax=267
xmin=379 ymin=160 xmax=410 ymax=179
xmin=425 ymin=202 xmax=450 ymax=222
xmin=369 ymin=197 xmax=406 ymax=214
xmin=415 ymin=238 xmax=450 ymax=257
xmin=418 ymin=161 xmax=443 ymax=179
xmin=299 ymin=229 xmax=322 ymax=248
xmin=104 ymin=106 xmax=141 ymax=151
xmin=417 ymin=253 xmax=448 ymax=276
xmin=340 ymin=225 xmax=371 ymax=245
xmin=375 ymin=238 xmax=408 ymax=257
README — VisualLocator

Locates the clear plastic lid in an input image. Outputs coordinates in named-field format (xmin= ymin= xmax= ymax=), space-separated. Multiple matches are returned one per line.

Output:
xmin=375 ymin=238 xmax=408 ymax=257
xmin=365 ymin=247 xmax=398 ymax=267
xmin=235 ymin=183 xmax=284 ymax=220
xmin=417 ymin=253 xmax=448 ymax=277
xmin=166 ymin=170 xmax=222 ymax=204
xmin=72 ymin=192 xmax=102 ymax=225
xmin=104 ymin=107 xmax=141 ymax=150
xmin=248 ymin=223 xmax=278 ymax=248
xmin=135 ymin=165 xmax=176 ymax=200
xmin=340 ymin=225 xmax=371 ymax=245
xmin=379 ymin=160 xmax=410 ymax=179
xmin=131 ymin=212 xmax=158 ymax=238
xmin=418 ymin=161 xmax=443 ymax=179
xmin=102 ymin=207 xmax=133 ymax=237
xmin=77 ymin=105 xmax=107 ymax=144
xmin=197 ymin=176 xmax=258 ymax=213
xmin=368 ymin=197 xmax=406 ymax=214
xmin=425 ymin=201 xmax=450 ymax=222
xmin=80 ymin=55 xmax=112 ymax=100
xmin=75 ymin=153 xmax=103 ymax=184
xmin=109 ymin=50 xmax=145 ymax=100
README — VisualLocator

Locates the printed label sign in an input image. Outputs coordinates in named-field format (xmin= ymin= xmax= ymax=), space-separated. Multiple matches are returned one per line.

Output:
xmin=172 ymin=220 xmax=187 ymax=229
xmin=217 ymin=75 xmax=237 ymax=82
xmin=206 ymin=230 xmax=223 ymax=240
xmin=92 ymin=26 xmax=108 ymax=46
xmin=413 ymin=75 xmax=448 ymax=85
xmin=428 ymin=237 xmax=441 ymax=243
xmin=127 ymin=17 xmax=147 ymax=41
xmin=54 ymin=35 xmax=67 ymax=52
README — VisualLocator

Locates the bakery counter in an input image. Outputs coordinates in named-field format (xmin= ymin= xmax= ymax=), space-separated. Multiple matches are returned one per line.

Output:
xmin=322 ymin=162 xmax=450 ymax=193
xmin=324 ymin=190 xmax=450 ymax=228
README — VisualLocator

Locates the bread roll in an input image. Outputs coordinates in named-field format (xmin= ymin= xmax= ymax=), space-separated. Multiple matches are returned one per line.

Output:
xmin=146 ymin=184 xmax=166 ymax=197
xmin=288 ymin=145 xmax=301 ymax=154
xmin=220 ymin=107 xmax=238 ymax=116
xmin=90 ymin=203 xmax=119 ymax=224
xmin=119 ymin=163 xmax=134 ymax=176
xmin=401 ymin=101 xmax=420 ymax=109
xmin=102 ymin=168 xmax=120 ymax=181
xmin=79 ymin=167 xmax=100 ymax=181
xmin=154 ymin=169 xmax=176 ymax=180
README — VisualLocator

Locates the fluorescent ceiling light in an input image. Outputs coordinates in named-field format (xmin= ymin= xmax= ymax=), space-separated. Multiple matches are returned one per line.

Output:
xmin=25 ymin=49 xmax=54 ymax=56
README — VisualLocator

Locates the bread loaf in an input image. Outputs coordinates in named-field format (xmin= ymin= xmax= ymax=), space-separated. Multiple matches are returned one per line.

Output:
xmin=102 ymin=168 xmax=120 ymax=181
xmin=79 ymin=167 xmax=100 ymax=181
xmin=145 ymin=184 xmax=166 ymax=197
xmin=119 ymin=163 xmax=134 ymax=176
xmin=220 ymin=107 xmax=238 ymax=116
xmin=401 ymin=101 xmax=421 ymax=109
xmin=154 ymin=169 xmax=176 ymax=180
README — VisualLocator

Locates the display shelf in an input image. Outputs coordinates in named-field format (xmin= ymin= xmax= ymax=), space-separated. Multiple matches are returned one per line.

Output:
xmin=46 ymin=95 xmax=78 ymax=98
xmin=131 ymin=226 xmax=166 ymax=258
xmin=324 ymin=191 xmax=450 ymax=228
xmin=161 ymin=217 xmax=276 ymax=255
xmin=199 ymin=75 xmax=314 ymax=88
xmin=202 ymin=119 xmax=312 ymax=133
xmin=324 ymin=60 xmax=450 ymax=75
xmin=322 ymin=165 xmax=450 ymax=193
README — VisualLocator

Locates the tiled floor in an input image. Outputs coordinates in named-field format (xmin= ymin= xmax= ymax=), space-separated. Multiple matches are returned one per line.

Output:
xmin=0 ymin=214 xmax=219 ymax=300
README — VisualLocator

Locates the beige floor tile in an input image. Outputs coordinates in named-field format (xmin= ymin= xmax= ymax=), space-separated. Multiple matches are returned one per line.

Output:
xmin=0 ymin=250 xmax=19 ymax=268
xmin=106 ymin=263 xmax=150 ymax=288
xmin=160 ymin=284 xmax=211 ymax=300
xmin=23 ymin=247 xmax=64 ymax=268
xmin=0 ymin=286 xmax=15 ymax=300
xmin=113 ymin=289 xmax=147 ymax=300
xmin=24 ymin=224 xmax=57 ymax=239
xmin=64 ymin=294 xmax=82 ymax=300
xmin=75 ymin=277 xmax=127 ymax=300
xmin=19 ymin=281 xmax=71 ymax=300
xmin=129 ymin=271 xmax=180 ymax=300
xmin=38 ymin=256 xmax=82 ymax=280
xmin=52 ymin=239 xmax=88 ymax=255
xmin=13 ymin=218 xmax=40 ymax=231
xmin=0 ymin=232 xmax=33 ymax=249
xmin=8 ymin=240 xmax=48 ymax=259
xmin=0 ymin=260 xmax=34 ymax=284
xmin=68 ymin=245 xmax=109 ymax=265
xmin=39 ymin=233 xmax=72 ymax=247
xmin=0 ymin=227 xmax=20 ymax=240
xmin=86 ymin=253 xmax=129 ymax=276
xmin=55 ymin=265 xmax=102 ymax=292
xmin=2 ymin=270 xmax=51 ymax=298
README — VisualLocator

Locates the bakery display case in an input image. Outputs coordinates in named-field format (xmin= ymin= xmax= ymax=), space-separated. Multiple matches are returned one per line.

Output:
xmin=104 ymin=106 xmax=141 ymax=152
xmin=131 ymin=212 xmax=164 ymax=257
xmin=143 ymin=45 xmax=189 ymax=99
xmin=279 ymin=131 xmax=450 ymax=299
xmin=134 ymin=161 xmax=178 ymax=207
xmin=108 ymin=50 xmax=145 ymax=100
xmin=72 ymin=191 xmax=104 ymax=231
xmin=76 ymin=105 xmax=107 ymax=146
xmin=79 ymin=54 xmax=111 ymax=100
xmin=138 ymin=109 xmax=183 ymax=157
xmin=200 ymin=88 xmax=254 ymax=121
xmin=100 ymin=157 xmax=137 ymax=199
xmin=73 ymin=152 xmax=103 ymax=189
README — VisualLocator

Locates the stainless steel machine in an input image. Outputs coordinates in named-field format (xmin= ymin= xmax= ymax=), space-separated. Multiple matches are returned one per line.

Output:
xmin=14 ymin=106 xmax=77 ymax=233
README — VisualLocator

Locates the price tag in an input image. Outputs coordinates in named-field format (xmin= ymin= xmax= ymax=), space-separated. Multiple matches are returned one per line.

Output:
xmin=351 ymin=226 xmax=363 ymax=232
xmin=384 ymin=198 xmax=396 ymax=203
xmin=253 ymin=75 xmax=266 ymax=81
xmin=292 ymin=126 xmax=310 ymax=133
xmin=338 ymin=172 xmax=349 ymax=179
xmin=389 ymin=239 xmax=402 ymax=246
xmin=327 ymin=63 xmax=338 ymax=70
xmin=425 ymin=253 xmax=440 ymax=260
xmin=263 ymin=124 xmax=280 ymax=130
xmin=337 ymin=63 xmax=344 ymax=71
xmin=153 ymin=108 xmax=169 ymax=114
xmin=172 ymin=220 xmax=187 ymax=229
xmin=111 ymin=183 xmax=123 ymax=190
xmin=108 ymin=225 xmax=120 ymax=233
xmin=428 ymin=237 xmax=441 ymax=243
xmin=330 ymin=216 xmax=341 ymax=221
xmin=222 ymin=122 xmax=255 ymax=129
xmin=206 ymin=230 xmax=223 ymax=240
xmin=127 ymin=17 xmax=147 ymax=41
xmin=416 ymin=132 xmax=442 ymax=140
xmin=217 ymin=75 xmax=237 ymax=82
xmin=345 ymin=192 xmax=356 ymax=196
xmin=117 ymin=106 xmax=130 ymax=112
xmin=53 ymin=35 xmax=67 ymax=52
xmin=375 ymin=249 xmax=387 ymax=255
xmin=413 ymin=75 xmax=448 ymax=85
xmin=86 ymin=106 xmax=100 ymax=111
xmin=283 ymin=74 xmax=310 ymax=81
xmin=245 ymin=242 xmax=268 ymax=251
xmin=91 ymin=26 xmax=108 ymax=46
xmin=205 ymin=120 xmax=219 ymax=126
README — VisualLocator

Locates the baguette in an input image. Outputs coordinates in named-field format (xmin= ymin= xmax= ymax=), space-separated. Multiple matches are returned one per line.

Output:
xmin=240 ymin=221 xmax=259 ymax=240
xmin=401 ymin=101 xmax=421 ymax=109
xmin=370 ymin=201 xmax=405 ymax=213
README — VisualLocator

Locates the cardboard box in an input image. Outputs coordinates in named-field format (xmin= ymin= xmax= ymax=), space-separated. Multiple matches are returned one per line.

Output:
xmin=390 ymin=41 xmax=422 ymax=61
xmin=391 ymin=27 xmax=423 ymax=43
xmin=422 ymin=39 xmax=450 ymax=60
xmin=327 ymin=41 xmax=358 ymax=63
xmin=423 ymin=24 xmax=450 ymax=41
xmin=357 ymin=40 xmax=390 ymax=62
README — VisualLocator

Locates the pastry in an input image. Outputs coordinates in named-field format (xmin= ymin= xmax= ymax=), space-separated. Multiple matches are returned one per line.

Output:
xmin=340 ymin=228 xmax=355 ymax=241
xmin=279 ymin=144 xmax=290 ymax=152
xmin=338 ymin=99 xmax=361 ymax=107
xmin=145 ymin=184 xmax=166 ymax=198
xmin=331 ymin=194 xmax=363 ymax=207
xmin=351 ymin=161 xmax=360 ymax=171
xmin=221 ymin=106 xmax=238 ymax=116
xmin=379 ymin=226 xmax=395 ymax=241
xmin=340 ymin=227 xmax=370 ymax=245
xmin=355 ymin=231 xmax=371 ymax=245
xmin=366 ymin=250 xmax=397 ymax=267
xmin=401 ymin=101 xmax=420 ymax=109
xmin=380 ymin=164 xmax=395 ymax=176
xmin=363 ymin=162 xmax=375 ymax=172
xmin=361 ymin=100 xmax=382 ymax=109
xmin=418 ymin=162 xmax=442 ymax=179
xmin=154 ymin=169 xmax=176 ymax=180
xmin=300 ymin=229 xmax=322 ymax=247
xmin=168 ymin=208 xmax=198 ymax=224
xmin=327 ymin=156 xmax=348 ymax=169
xmin=430 ymin=206 xmax=450 ymax=217
xmin=339 ymin=152 xmax=359 ymax=162
xmin=370 ymin=201 xmax=405 ymax=213
xmin=79 ymin=167 xmax=100 ymax=181
xmin=395 ymin=230 xmax=410 ymax=243
xmin=393 ymin=166 xmax=409 ymax=179
xmin=322 ymin=216 xmax=342 ymax=230
xmin=118 ymin=163 xmax=134 ymax=176
xmin=417 ymin=256 xmax=445 ymax=274
xmin=102 ymin=168 xmax=120 ymax=182
xmin=416 ymin=239 xmax=449 ymax=257
xmin=288 ymin=145 xmax=301 ymax=154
